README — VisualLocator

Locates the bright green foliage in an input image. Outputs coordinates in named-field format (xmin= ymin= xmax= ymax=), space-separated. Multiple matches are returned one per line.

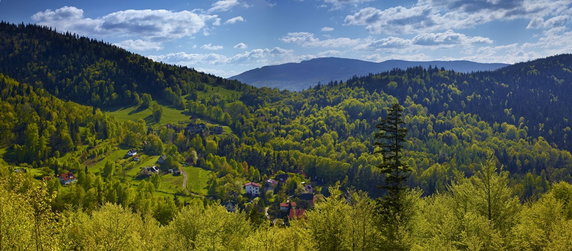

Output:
xmin=304 ymin=186 xmax=382 ymax=251
xmin=164 ymin=202 xmax=252 ymax=250
xmin=449 ymin=158 xmax=520 ymax=237
xmin=62 ymin=203 xmax=162 ymax=250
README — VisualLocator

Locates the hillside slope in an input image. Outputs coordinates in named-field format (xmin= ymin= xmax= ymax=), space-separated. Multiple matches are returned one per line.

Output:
xmin=0 ymin=22 xmax=248 ymax=108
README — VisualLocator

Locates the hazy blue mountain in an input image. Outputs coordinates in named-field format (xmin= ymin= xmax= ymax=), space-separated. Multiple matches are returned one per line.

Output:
xmin=231 ymin=57 xmax=509 ymax=90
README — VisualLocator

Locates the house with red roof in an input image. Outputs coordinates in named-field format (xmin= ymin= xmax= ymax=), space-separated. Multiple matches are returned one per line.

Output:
xmin=59 ymin=172 xmax=77 ymax=185
xmin=245 ymin=182 xmax=261 ymax=196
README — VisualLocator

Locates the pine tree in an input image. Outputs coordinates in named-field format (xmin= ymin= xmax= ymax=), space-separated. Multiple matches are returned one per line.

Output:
xmin=375 ymin=103 xmax=411 ymax=249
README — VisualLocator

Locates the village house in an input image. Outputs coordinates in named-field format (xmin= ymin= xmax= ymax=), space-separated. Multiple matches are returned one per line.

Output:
xmin=264 ymin=179 xmax=279 ymax=193
xmin=301 ymin=182 xmax=313 ymax=193
xmin=296 ymin=193 xmax=315 ymax=207
xmin=126 ymin=149 xmax=137 ymax=158
xmin=59 ymin=172 xmax=77 ymax=185
xmin=157 ymin=155 xmax=167 ymax=164
xmin=186 ymin=123 xmax=208 ymax=136
xmin=168 ymin=168 xmax=181 ymax=176
xmin=280 ymin=201 xmax=296 ymax=212
xmin=244 ymin=182 xmax=261 ymax=196
xmin=140 ymin=166 xmax=160 ymax=177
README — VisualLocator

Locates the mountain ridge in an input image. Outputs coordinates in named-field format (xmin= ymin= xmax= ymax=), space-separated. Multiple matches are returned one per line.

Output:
xmin=231 ymin=57 xmax=509 ymax=90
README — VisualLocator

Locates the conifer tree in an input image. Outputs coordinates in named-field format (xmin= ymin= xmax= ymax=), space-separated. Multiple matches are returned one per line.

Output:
xmin=375 ymin=103 xmax=411 ymax=249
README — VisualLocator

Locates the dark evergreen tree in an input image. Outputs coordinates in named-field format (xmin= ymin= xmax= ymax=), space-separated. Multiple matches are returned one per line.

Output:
xmin=375 ymin=103 xmax=411 ymax=249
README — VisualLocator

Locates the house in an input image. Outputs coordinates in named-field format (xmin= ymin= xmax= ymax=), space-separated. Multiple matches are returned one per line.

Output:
xmin=140 ymin=166 xmax=160 ymax=177
xmin=186 ymin=123 xmax=208 ymax=136
xmin=280 ymin=201 xmax=296 ymax=212
xmin=157 ymin=155 xmax=167 ymax=164
xmin=168 ymin=168 xmax=182 ymax=176
xmin=301 ymin=182 xmax=313 ymax=193
xmin=264 ymin=179 xmax=279 ymax=193
xmin=133 ymin=157 xmax=140 ymax=162
xmin=266 ymin=179 xmax=279 ymax=187
xmin=245 ymin=182 xmax=261 ymax=196
xmin=126 ymin=149 xmax=137 ymax=157
xmin=59 ymin=172 xmax=77 ymax=185
xmin=297 ymin=193 xmax=315 ymax=207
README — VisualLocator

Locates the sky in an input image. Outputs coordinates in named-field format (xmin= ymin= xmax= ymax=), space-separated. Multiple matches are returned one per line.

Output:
xmin=1 ymin=0 xmax=571 ymax=77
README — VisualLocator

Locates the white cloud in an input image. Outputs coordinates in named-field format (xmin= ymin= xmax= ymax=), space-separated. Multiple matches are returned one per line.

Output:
xmin=114 ymin=39 xmax=163 ymax=51
xmin=527 ymin=15 xmax=570 ymax=29
xmin=344 ymin=5 xmax=435 ymax=34
xmin=321 ymin=26 xmax=334 ymax=32
xmin=150 ymin=47 xmax=296 ymax=67
xmin=345 ymin=0 xmax=572 ymax=34
xmin=225 ymin=16 xmax=244 ymax=24
xmin=232 ymin=47 xmax=294 ymax=64
xmin=234 ymin=42 xmax=248 ymax=49
xmin=281 ymin=32 xmax=362 ymax=48
xmin=323 ymin=0 xmax=373 ymax=9
xmin=32 ymin=6 xmax=218 ymax=40
xmin=363 ymin=37 xmax=412 ymax=49
xmin=209 ymin=0 xmax=240 ymax=13
xmin=412 ymin=30 xmax=493 ymax=46
xmin=150 ymin=52 xmax=229 ymax=65
xmin=201 ymin=43 xmax=224 ymax=50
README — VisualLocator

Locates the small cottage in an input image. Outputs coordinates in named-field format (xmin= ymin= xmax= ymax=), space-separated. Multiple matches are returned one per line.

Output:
xmin=59 ymin=172 xmax=77 ymax=185
xmin=126 ymin=149 xmax=137 ymax=157
xmin=245 ymin=182 xmax=261 ymax=196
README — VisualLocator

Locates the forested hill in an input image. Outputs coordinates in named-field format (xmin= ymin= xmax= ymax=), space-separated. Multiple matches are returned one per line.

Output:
xmin=340 ymin=54 xmax=572 ymax=151
xmin=231 ymin=57 xmax=508 ymax=91
xmin=0 ymin=22 xmax=249 ymax=108
xmin=4 ymin=21 xmax=572 ymax=249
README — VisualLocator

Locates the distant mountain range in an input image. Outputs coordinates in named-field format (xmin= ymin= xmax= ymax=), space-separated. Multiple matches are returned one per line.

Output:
xmin=230 ymin=57 xmax=510 ymax=91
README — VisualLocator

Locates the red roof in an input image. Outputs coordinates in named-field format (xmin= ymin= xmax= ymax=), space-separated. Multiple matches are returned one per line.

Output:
xmin=59 ymin=172 xmax=75 ymax=181
xmin=244 ymin=182 xmax=261 ymax=187
xmin=280 ymin=202 xmax=297 ymax=208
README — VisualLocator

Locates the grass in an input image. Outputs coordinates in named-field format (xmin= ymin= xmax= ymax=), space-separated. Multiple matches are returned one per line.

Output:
xmin=159 ymin=173 xmax=184 ymax=194
xmin=89 ymin=148 xmax=129 ymax=174
xmin=184 ymin=166 xmax=212 ymax=195
xmin=107 ymin=103 xmax=190 ymax=126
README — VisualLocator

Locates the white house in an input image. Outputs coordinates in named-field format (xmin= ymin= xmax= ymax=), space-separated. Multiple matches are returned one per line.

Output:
xmin=244 ymin=182 xmax=261 ymax=196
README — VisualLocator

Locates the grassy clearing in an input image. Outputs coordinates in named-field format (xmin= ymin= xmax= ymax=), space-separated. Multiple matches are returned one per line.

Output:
xmin=195 ymin=86 xmax=241 ymax=101
xmin=106 ymin=103 xmax=189 ymax=126
xmin=89 ymin=148 xmax=129 ymax=173
xmin=159 ymin=173 xmax=184 ymax=194
xmin=184 ymin=166 xmax=211 ymax=195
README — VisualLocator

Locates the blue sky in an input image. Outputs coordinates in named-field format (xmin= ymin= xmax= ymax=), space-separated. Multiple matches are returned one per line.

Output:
xmin=1 ymin=0 xmax=571 ymax=77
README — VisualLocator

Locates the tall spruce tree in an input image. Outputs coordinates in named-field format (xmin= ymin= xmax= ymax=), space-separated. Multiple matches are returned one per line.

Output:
xmin=375 ymin=103 xmax=411 ymax=249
